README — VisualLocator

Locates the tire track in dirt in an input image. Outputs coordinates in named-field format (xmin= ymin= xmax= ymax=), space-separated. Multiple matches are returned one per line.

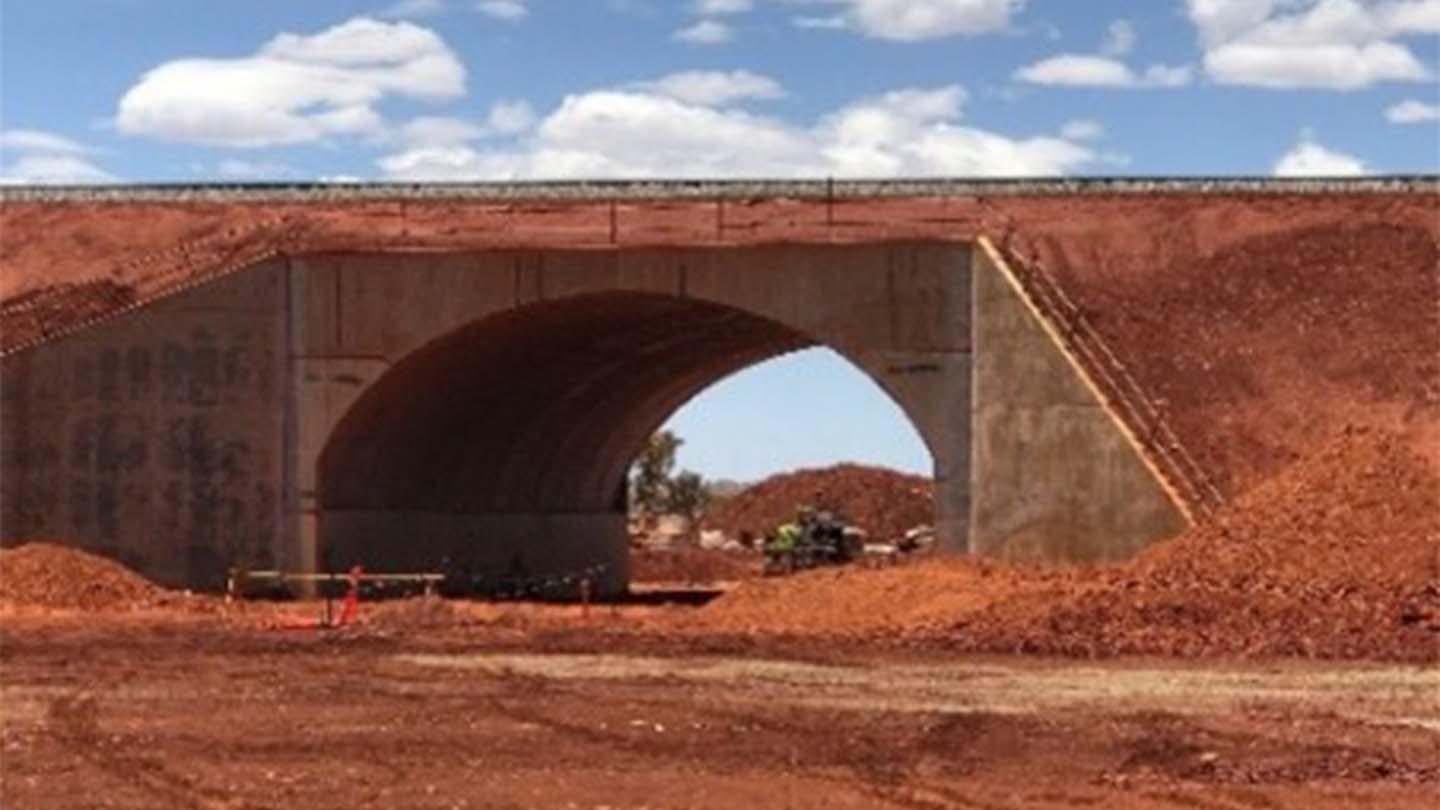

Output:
xmin=47 ymin=691 xmax=261 ymax=810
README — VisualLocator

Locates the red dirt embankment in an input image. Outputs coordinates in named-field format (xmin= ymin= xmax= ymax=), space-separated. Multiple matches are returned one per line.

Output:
xmin=697 ymin=427 xmax=1440 ymax=662
xmin=702 ymin=463 xmax=933 ymax=541
xmin=0 ymin=543 xmax=162 ymax=610
xmin=1014 ymin=212 xmax=1440 ymax=494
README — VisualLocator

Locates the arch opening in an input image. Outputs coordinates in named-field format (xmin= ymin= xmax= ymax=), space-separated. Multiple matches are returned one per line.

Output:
xmin=316 ymin=290 xmax=937 ymax=595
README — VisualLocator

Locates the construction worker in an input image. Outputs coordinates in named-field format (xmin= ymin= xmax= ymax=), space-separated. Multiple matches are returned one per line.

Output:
xmin=772 ymin=521 xmax=801 ymax=553
xmin=763 ymin=519 xmax=803 ymax=575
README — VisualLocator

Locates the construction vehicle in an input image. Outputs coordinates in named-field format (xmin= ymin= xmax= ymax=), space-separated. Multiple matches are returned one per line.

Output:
xmin=762 ymin=505 xmax=866 ymax=576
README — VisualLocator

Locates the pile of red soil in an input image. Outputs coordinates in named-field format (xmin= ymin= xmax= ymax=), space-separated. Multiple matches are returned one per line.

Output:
xmin=0 ymin=543 xmax=162 ymax=610
xmin=697 ymin=428 xmax=1440 ymax=662
xmin=629 ymin=547 xmax=758 ymax=584
xmin=703 ymin=464 xmax=932 ymax=542
xmin=689 ymin=556 xmax=1039 ymax=636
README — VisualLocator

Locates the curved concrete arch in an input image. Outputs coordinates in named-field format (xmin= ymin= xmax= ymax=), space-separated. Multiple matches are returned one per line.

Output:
xmin=316 ymin=287 xmax=938 ymax=593
xmin=0 ymin=230 xmax=1192 ymax=594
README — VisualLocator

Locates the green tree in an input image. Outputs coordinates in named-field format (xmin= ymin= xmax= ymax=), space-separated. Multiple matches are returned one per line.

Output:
xmin=630 ymin=430 xmax=682 ymax=517
xmin=666 ymin=470 xmax=711 ymax=534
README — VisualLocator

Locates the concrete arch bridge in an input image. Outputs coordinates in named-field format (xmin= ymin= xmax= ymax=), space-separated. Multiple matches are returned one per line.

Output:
xmin=5 ymin=179 xmax=1425 ymax=593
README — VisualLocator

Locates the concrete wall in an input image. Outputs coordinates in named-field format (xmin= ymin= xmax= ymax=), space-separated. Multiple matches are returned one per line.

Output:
xmin=321 ymin=511 xmax=628 ymax=594
xmin=969 ymin=246 xmax=1186 ymax=561
xmin=1 ymin=236 xmax=1187 ymax=594
xmin=0 ymin=261 xmax=291 ymax=588
xmin=296 ymin=244 xmax=972 ymax=595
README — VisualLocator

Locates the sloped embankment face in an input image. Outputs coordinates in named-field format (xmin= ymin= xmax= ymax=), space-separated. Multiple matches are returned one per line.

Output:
xmin=1017 ymin=210 xmax=1440 ymax=497
xmin=696 ymin=427 xmax=1439 ymax=662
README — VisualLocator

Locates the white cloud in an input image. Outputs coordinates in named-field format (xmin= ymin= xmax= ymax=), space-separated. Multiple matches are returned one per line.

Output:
xmin=0 ymin=129 xmax=94 ymax=154
xmin=830 ymin=0 xmax=1023 ymax=40
xmin=0 ymin=129 xmax=116 ymax=184
xmin=1060 ymin=119 xmax=1105 ymax=140
xmin=377 ymin=81 xmax=1099 ymax=181
xmin=1382 ymin=0 xmax=1440 ymax=31
xmin=1273 ymin=133 xmax=1369 ymax=175
xmin=1016 ymin=17 xmax=1188 ymax=89
xmin=487 ymin=99 xmax=537 ymax=133
xmin=674 ymin=19 xmax=734 ymax=43
xmin=114 ymin=17 xmax=465 ymax=147
xmin=401 ymin=116 xmax=488 ymax=146
xmin=1102 ymin=19 xmax=1136 ymax=56
xmin=1187 ymin=0 xmax=1435 ymax=89
xmin=476 ymin=0 xmax=528 ymax=21
xmin=1386 ymin=98 xmax=1440 ymax=123
xmin=396 ymin=100 xmax=536 ymax=148
xmin=380 ymin=0 xmax=447 ymax=18
xmin=637 ymin=70 xmax=784 ymax=105
xmin=1015 ymin=55 xmax=1191 ymax=88
xmin=696 ymin=0 xmax=752 ymax=13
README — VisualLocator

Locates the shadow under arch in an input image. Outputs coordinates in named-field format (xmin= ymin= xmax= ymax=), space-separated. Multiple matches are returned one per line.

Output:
xmin=317 ymin=290 xmax=936 ymax=594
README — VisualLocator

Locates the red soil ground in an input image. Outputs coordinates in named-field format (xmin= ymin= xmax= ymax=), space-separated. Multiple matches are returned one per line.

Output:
xmin=696 ymin=427 xmax=1440 ymax=662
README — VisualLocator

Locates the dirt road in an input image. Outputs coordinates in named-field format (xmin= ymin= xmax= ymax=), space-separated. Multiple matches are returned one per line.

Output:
xmin=2 ymin=614 xmax=1437 ymax=809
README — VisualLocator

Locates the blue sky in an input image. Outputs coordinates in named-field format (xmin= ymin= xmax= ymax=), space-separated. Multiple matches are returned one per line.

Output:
xmin=2 ymin=0 xmax=1437 ymax=478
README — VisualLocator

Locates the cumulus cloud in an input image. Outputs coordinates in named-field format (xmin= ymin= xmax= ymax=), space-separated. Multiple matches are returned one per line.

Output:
xmin=1015 ymin=55 xmax=1191 ymax=88
xmin=1386 ymin=98 xmax=1440 ymax=122
xmin=0 ymin=129 xmax=116 ymax=184
xmin=674 ymin=19 xmax=734 ymax=43
xmin=394 ymin=100 xmax=537 ymax=148
xmin=377 ymin=81 xmax=1099 ymax=180
xmin=1188 ymin=0 xmax=1435 ymax=89
xmin=1273 ymin=132 xmax=1369 ymax=175
xmin=399 ymin=116 xmax=488 ymax=147
xmin=824 ymin=0 xmax=1023 ymax=40
xmin=636 ymin=70 xmax=784 ymax=105
xmin=486 ymin=99 xmax=537 ymax=133
xmin=1016 ymin=16 xmax=1190 ymax=89
xmin=115 ymin=17 xmax=465 ymax=147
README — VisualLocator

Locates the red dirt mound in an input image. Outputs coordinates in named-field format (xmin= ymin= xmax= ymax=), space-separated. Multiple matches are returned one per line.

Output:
xmin=689 ymin=556 xmax=1043 ymax=637
xmin=0 ymin=542 xmax=162 ymax=610
xmin=703 ymin=464 xmax=932 ymax=542
xmin=697 ymin=428 xmax=1440 ymax=662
